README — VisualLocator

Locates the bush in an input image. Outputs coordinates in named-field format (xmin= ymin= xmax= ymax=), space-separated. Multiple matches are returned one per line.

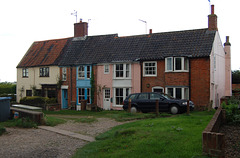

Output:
xmin=222 ymin=102 xmax=240 ymax=125
xmin=20 ymin=96 xmax=57 ymax=108
xmin=16 ymin=118 xmax=38 ymax=128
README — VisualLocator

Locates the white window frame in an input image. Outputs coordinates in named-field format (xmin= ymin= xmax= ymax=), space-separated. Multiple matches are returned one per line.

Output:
xmin=165 ymin=57 xmax=189 ymax=72
xmin=152 ymin=86 xmax=164 ymax=93
xmin=143 ymin=61 xmax=157 ymax=77
xmin=86 ymin=66 xmax=91 ymax=79
xmin=104 ymin=64 xmax=110 ymax=74
xmin=39 ymin=67 xmax=49 ymax=77
xmin=113 ymin=87 xmax=131 ymax=107
xmin=62 ymin=67 xmax=67 ymax=81
xmin=114 ymin=63 xmax=131 ymax=79
xmin=165 ymin=87 xmax=189 ymax=100
xmin=22 ymin=68 xmax=28 ymax=78
xmin=78 ymin=66 xmax=85 ymax=80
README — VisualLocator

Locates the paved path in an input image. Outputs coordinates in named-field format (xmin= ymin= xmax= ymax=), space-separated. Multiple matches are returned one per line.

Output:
xmin=39 ymin=126 xmax=95 ymax=142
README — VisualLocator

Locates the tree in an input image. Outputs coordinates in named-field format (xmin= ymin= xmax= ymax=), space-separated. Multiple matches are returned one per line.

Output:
xmin=232 ymin=70 xmax=240 ymax=84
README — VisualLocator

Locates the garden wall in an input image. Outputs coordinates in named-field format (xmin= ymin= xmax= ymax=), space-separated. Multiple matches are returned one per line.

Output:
xmin=202 ymin=107 xmax=226 ymax=158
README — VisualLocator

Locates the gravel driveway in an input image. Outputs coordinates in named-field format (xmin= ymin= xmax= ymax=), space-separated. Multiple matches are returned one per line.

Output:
xmin=0 ymin=116 xmax=127 ymax=158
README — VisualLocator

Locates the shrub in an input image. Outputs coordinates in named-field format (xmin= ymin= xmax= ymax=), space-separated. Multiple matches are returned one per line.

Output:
xmin=16 ymin=118 xmax=38 ymax=128
xmin=20 ymin=96 xmax=57 ymax=108
xmin=222 ymin=102 xmax=240 ymax=125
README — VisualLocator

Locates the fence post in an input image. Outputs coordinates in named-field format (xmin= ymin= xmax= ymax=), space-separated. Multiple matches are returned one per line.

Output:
xmin=128 ymin=99 xmax=131 ymax=113
xmin=187 ymin=100 xmax=190 ymax=115
xmin=156 ymin=99 xmax=159 ymax=116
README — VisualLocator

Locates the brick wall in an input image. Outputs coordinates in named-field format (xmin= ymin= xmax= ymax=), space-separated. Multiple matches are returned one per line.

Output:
xmin=202 ymin=107 xmax=226 ymax=157
xmin=58 ymin=67 xmax=77 ymax=108
xmin=142 ymin=58 xmax=211 ymax=109
xmin=190 ymin=58 xmax=210 ymax=109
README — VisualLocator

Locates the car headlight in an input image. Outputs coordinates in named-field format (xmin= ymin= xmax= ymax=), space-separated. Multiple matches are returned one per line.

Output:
xmin=182 ymin=102 xmax=187 ymax=105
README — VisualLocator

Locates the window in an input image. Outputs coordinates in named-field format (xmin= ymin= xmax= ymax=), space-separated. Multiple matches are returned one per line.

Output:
xmin=150 ymin=93 xmax=161 ymax=100
xmin=165 ymin=57 xmax=189 ymax=72
xmin=78 ymin=66 xmax=85 ymax=79
xmin=78 ymin=88 xmax=91 ymax=104
xmin=40 ymin=67 xmax=49 ymax=77
xmin=78 ymin=88 xmax=85 ymax=101
xmin=166 ymin=87 xmax=189 ymax=99
xmin=87 ymin=66 xmax=91 ymax=79
xmin=26 ymin=90 xmax=32 ymax=96
xmin=115 ymin=88 xmax=123 ymax=105
xmin=22 ymin=68 xmax=28 ymax=77
xmin=62 ymin=67 xmax=67 ymax=81
xmin=114 ymin=63 xmax=131 ymax=78
xmin=104 ymin=89 xmax=110 ymax=98
xmin=104 ymin=65 xmax=109 ymax=74
xmin=143 ymin=61 xmax=157 ymax=76
xmin=152 ymin=86 xmax=164 ymax=93
xmin=116 ymin=64 xmax=124 ymax=78
xmin=138 ymin=93 xmax=148 ymax=100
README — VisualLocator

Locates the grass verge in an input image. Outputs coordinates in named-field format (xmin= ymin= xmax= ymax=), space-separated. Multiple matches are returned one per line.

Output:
xmin=44 ymin=116 xmax=67 ymax=126
xmin=0 ymin=118 xmax=37 ymax=128
xmin=73 ymin=110 xmax=215 ymax=158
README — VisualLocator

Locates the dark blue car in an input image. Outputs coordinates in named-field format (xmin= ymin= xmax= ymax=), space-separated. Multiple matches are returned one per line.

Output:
xmin=123 ymin=92 xmax=194 ymax=114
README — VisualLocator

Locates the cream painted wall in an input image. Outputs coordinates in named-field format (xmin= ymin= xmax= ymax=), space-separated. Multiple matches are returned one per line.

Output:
xmin=16 ymin=66 xmax=60 ymax=102
xmin=210 ymin=32 xmax=226 ymax=107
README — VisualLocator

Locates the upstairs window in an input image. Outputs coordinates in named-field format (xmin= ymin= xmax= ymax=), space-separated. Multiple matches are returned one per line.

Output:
xmin=87 ymin=66 xmax=91 ymax=79
xmin=143 ymin=61 xmax=157 ymax=76
xmin=40 ymin=67 xmax=49 ymax=77
xmin=114 ymin=63 xmax=131 ymax=79
xmin=62 ymin=67 xmax=67 ymax=81
xmin=22 ymin=68 xmax=28 ymax=78
xmin=104 ymin=64 xmax=109 ymax=74
xmin=78 ymin=66 xmax=85 ymax=79
xmin=165 ymin=57 xmax=189 ymax=72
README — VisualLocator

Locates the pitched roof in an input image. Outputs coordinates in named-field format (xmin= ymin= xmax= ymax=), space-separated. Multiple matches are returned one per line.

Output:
xmin=17 ymin=37 xmax=72 ymax=68
xmin=58 ymin=28 xmax=216 ymax=66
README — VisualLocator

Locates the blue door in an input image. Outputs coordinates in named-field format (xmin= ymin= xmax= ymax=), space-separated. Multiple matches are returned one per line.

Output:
xmin=62 ymin=89 xmax=68 ymax=109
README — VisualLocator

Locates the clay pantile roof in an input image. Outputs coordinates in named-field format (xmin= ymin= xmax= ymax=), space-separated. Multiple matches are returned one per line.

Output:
xmin=58 ymin=28 xmax=216 ymax=66
xmin=17 ymin=37 xmax=72 ymax=68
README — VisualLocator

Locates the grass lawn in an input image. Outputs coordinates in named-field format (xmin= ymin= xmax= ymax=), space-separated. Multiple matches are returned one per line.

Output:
xmin=72 ymin=110 xmax=214 ymax=158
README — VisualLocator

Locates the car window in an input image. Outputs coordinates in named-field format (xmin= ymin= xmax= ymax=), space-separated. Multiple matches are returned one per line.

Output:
xmin=129 ymin=94 xmax=137 ymax=100
xmin=150 ymin=93 xmax=161 ymax=100
xmin=137 ymin=93 xmax=148 ymax=100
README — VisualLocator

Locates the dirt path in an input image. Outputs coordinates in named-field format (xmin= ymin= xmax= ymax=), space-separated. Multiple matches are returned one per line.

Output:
xmin=0 ymin=117 xmax=128 ymax=158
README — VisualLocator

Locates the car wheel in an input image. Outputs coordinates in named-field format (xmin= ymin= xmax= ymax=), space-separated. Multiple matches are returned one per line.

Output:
xmin=170 ymin=105 xmax=179 ymax=114
xmin=130 ymin=107 xmax=137 ymax=113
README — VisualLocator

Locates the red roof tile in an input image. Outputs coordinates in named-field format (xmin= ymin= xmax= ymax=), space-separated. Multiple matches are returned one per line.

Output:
xmin=17 ymin=37 xmax=72 ymax=68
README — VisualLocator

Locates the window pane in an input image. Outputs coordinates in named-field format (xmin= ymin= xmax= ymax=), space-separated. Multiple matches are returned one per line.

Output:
xmin=115 ymin=64 xmax=123 ymax=78
xmin=78 ymin=66 xmax=85 ymax=79
xmin=144 ymin=62 xmax=156 ymax=76
xmin=184 ymin=58 xmax=188 ymax=70
xmin=176 ymin=88 xmax=182 ymax=99
xmin=175 ymin=58 xmax=182 ymax=70
xmin=104 ymin=65 xmax=109 ymax=73
xmin=115 ymin=88 xmax=123 ymax=105
xmin=184 ymin=88 xmax=189 ymax=99
xmin=167 ymin=58 xmax=173 ymax=71
xmin=167 ymin=88 xmax=173 ymax=97
xmin=87 ymin=66 xmax=91 ymax=79
xmin=126 ymin=64 xmax=130 ymax=77
xmin=138 ymin=93 xmax=148 ymax=100
xmin=150 ymin=93 xmax=160 ymax=100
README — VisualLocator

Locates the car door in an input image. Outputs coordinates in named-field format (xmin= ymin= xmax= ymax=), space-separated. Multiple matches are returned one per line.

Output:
xmin=149 ymin=93 xmax=169 ymax=112
xmin=136 ymin=93 xmax=149 ymax=112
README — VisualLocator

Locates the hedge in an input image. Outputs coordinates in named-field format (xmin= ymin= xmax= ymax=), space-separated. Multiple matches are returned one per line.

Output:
xmin=20 ymin=96 xmax=57 ymax=108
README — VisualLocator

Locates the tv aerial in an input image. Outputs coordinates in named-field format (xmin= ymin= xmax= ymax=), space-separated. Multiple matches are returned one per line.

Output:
xmin=71 ymin=10 xmax=77 ymax=23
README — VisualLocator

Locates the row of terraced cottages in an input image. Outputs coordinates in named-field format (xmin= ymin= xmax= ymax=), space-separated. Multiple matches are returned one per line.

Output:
xmin=16 ymin=5 xmax=232 ymax=110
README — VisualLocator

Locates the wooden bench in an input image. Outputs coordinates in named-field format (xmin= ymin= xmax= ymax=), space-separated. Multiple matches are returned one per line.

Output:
xmin=10 ymin=107 xmax=44 ymax=125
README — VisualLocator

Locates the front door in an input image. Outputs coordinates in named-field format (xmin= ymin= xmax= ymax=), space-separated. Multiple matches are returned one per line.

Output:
xmin=103 ymin=88 xmax=111 ymax=110
xmin=62 ymin=89 xmax=68 ymax=109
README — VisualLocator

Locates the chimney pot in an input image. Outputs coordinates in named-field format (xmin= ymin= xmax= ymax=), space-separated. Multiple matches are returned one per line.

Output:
xmin=211 ymin=5 xmax=214 ymax=14
xmin=149 ymin=29 xmax=152 ymax=34
xmin=224 ymin=36 xmax=231 ymax=46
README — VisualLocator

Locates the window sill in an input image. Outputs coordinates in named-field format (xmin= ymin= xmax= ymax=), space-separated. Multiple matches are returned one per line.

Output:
xmin=112 ymin=104 xmax=123 ymax=108
xmin=113 ymin=78 xmax=131 ymax=80
xmin=165 ymin=70 xmax=189 ymax=73
xmin=143 ymin=75 xmax=157 ymax=77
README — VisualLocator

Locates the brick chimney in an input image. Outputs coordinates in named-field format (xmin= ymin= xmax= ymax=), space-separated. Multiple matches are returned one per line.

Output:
xmin=224 ymin=36 xmax=232 ymax=96
xmin=208 ymin=5 xmax=218 ymax=31
xmin=74 ymin=19 xmax=88 ymax=37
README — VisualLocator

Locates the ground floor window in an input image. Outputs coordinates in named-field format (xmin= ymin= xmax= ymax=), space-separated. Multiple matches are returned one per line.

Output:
xmin=114 ymin=88 xmax=130 ymax=106
xmin=165 ymin=87 xmax=189 ymax=99
xmin=26 ymin=90 xmax=32 ymax=96
xmin=78 ymin=88 xmax=91 ymax=104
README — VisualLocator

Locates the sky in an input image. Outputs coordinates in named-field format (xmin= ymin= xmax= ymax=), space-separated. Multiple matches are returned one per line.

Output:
xmin=0 ymin=0 xmax=239 ymax=82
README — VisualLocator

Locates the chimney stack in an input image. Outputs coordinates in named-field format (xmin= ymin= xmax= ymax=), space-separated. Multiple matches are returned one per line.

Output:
xmin=224 ymin=36 xmax=232 ymax=96
xmin=208 ymin=5 xmax=218 ymax=31
xmin=74 ymin=19 xmax=88 ymax=37
xmin=149 ymin=29 xmax=152 ymax=34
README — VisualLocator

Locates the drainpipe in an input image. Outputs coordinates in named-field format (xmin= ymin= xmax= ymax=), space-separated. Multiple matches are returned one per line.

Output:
xmin=70 ymin=65 xmax=73 ymax=104
xmin=189 ymin=58 xmax=191 ymax=100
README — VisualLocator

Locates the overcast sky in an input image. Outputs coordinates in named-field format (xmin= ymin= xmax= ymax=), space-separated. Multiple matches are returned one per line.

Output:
xmin=0 ymin=0 xmax=238 ymax=82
